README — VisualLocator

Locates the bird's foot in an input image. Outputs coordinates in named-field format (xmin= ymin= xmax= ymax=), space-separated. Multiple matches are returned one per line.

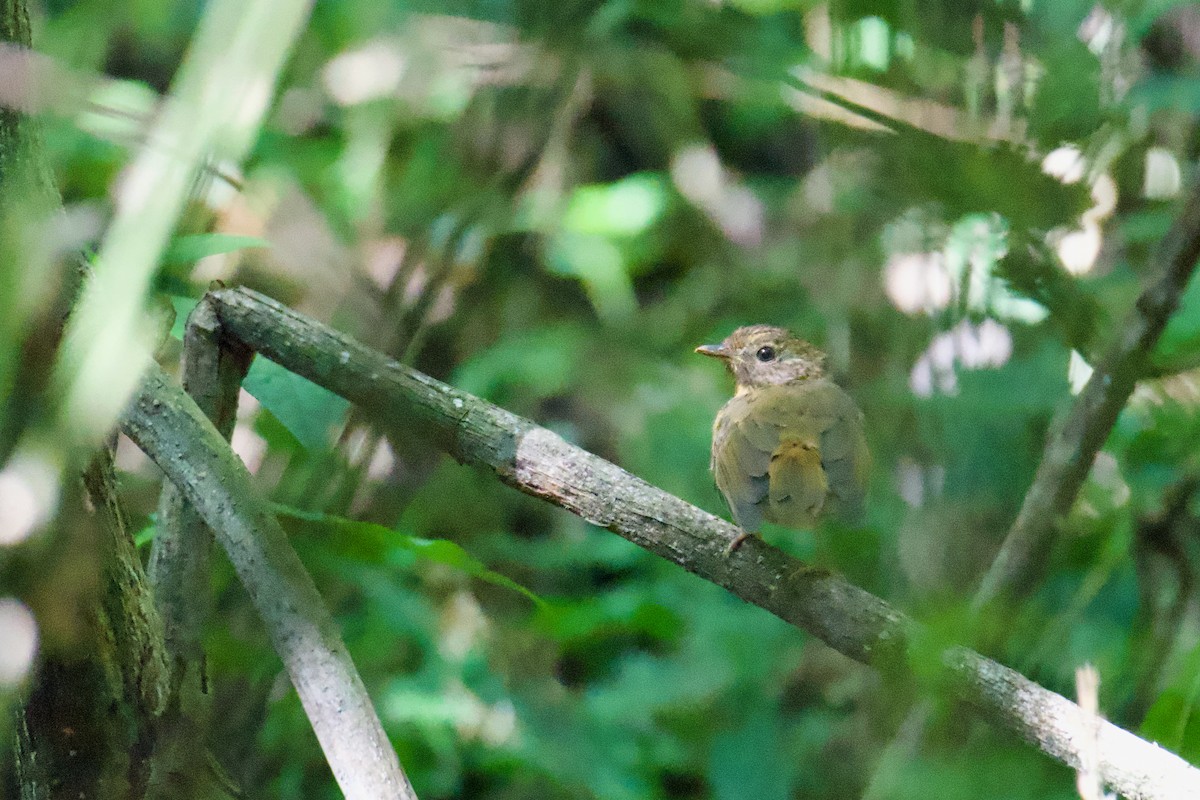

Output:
xmin=725 ymin=531 xmax=753 ymax=556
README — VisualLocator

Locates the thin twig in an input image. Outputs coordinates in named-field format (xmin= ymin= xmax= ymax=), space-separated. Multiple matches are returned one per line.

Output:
xmin=784 ymin=73 xmax=905 ymax=134
xmin=1075 ymin=664 xmax=1107 ymax=800
xmin=974 ymin=174 xmax=1200 ymax=610
xmin=207 ymin=286 xmax=1200 ymax=800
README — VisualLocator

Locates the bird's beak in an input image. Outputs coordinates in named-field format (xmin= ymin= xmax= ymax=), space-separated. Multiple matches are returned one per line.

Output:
xmin=695 ymin=343 xmax=730 ymax=359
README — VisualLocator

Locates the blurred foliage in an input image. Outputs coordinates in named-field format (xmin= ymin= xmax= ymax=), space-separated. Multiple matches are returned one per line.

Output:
xmin=8 ymin=0 xmax=1200 ymax=798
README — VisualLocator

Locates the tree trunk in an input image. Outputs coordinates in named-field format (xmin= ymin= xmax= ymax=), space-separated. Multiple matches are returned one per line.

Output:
xmin=2 ymin=2 xmax=171 ymax=798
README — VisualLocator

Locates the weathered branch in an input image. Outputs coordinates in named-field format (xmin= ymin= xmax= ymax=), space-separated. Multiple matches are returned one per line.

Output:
xmin=149 ymin=297 xmax=251 ymax=684
xmin=975 ymin=173 xmax=1200 ymax=609
xmin=144 ymin=297 xmax=254 ymax=795
xmin=208 ymin=285 xmax=1200 ymax=800
xmin=119 ymin=363 xmax=417 ymax=800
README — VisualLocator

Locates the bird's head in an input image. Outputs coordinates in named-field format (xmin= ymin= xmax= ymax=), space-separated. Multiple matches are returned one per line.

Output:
xmin=695 ymin=325 xmax=827 ymax=390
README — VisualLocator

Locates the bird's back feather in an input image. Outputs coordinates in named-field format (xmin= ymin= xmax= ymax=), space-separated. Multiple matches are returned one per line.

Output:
xmin=711 ymin=379 xmax=868 ymax=531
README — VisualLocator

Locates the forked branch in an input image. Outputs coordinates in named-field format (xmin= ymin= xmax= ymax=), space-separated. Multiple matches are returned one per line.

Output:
xmin=190 ymin=285 xmax=1200 ymax=800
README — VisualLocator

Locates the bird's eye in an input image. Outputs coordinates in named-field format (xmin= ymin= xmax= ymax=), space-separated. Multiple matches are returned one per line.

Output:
xmin=756 ymin=346 xmax=776 ymax=362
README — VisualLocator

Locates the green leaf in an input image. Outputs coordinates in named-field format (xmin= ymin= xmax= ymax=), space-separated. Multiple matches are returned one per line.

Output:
xmin=726 ymin=0 xmax=813 ymax=15
xmin=274 ymin=505 xmax=544 ymax=607
xmin=547 ymin=230 xmax=637 ymax=322
xmin=1153 ymin=268 xmax=1200 ymax=373
xmin=1027 ymin=39 xmax=1101 ymax=144
xmin=453 ymin=323 xmax=586 ymax=403
xmin=163 ymin=233 xmax=271 ymax=265
xmin=943 ymin=213 xmax=1048 ymax=324
xmin=133 ymin=522 xmax=157 ymax=549
xmin=708 ymin=696 xmax=792 ymax=800
xmin=561 ymin=174 xmax=668 ymax=237
xmin=1121 ymin=210 xmax=1175 ymax=245
xmin=242 ymin=357 xmax=350 ymax=450
xmin=1141 ymin=640 xmax=1200 ymax=759
xmin=168 ymin=295 xmax=200 ymax=340
xmin=877 ymin=133 xmax=1092 ymax=232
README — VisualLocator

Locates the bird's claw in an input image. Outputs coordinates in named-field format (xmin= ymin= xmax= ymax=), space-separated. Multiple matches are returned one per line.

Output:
xmin=725 ymin=531 xmax=752 ymax=556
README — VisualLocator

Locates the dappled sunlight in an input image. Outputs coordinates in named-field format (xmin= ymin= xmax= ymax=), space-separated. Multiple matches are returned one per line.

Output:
xmin=895 ymin=456 xmax=945 ymax=509
xmin=1080 ymin=5 xmax=1122 ymax=57
xmin=439 ymin=590 xmax=488 ymax=662
xmin=1132 ymin=370 xmax=1200 ymax=411
xmin=223 ymin=390 xmax=267 ymax=474
xmin=786 ymin=66 xmax=1022 ymax=142
xmin=362 ymin=236 xmax=408 ymax=291
xmin=909 ymin=319 xmax=1013 ymax=398
xmin=0 ymin=452 xmax=59 ymax=546
xmin=0 ymin=42 xmax=90 ymax=117
xmin=670 ymin=143 xmax=764 ymax=246
xmin=13 ymin=0 xmax=1200 ymax=796
xmin=0 ymin=598 xmax=37 ymax=685
xmin=1069 ymin=350 xmax=1095 ymax=395
xmin=1042 ymin=145 xmax=1087 ymax=185
xmin=366 ymin=437 xmax=397 ymax=481
xmin=323 ymin=40 xmax=408 ymax=107
xmin=321 ymin=17 xmax=528 ymax=118
xmin=1075 ymin=453 xmax=1130 ymax=522
xmin=230 ymin=422 xmax=268 ymax=476
xmin=1145 ymin=146 xmax=1183 ymax=200
xmin=884 ymin=251 xmax=952 ymax=314
xmin=1041 ymin=148 xmax=1117 ymax=276
xmin=882 ymin=211 xmax=1045 ymax=323
xmin=1052 ymin=223 xmax=1103 ymax=276
xmin=382 ymin=679 xmax=519 ymax=748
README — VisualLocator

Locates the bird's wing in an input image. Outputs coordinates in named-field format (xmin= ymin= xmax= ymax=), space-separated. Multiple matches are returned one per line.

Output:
xmin=820 ymin=399 xmax=870 ymax=519
xmin=712 ymin=395 xmax=771 ymax=531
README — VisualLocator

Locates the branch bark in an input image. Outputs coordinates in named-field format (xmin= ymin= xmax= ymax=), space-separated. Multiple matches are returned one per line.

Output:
xmin=120 ymin=362 xmax=418 ymax=800
xmin=150 ymin=298 xmax=252 ymax=675
xmin=207 ymin=285 xmax=1200 ymax=800
xmin=975 ymin=173 xmax=1200 ymax=610
xmin=144 ymin=297 xmax=254 ymax=797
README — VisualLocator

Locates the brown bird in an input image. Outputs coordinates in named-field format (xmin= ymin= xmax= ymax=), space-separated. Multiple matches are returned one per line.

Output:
xmin=696 ymin=325 xmax=870 ymax=552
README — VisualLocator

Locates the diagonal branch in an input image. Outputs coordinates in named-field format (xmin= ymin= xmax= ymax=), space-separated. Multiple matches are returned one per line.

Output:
xmin=119 ymin=362 xmax=418 ymax=800
xmin=206 ymin=285 xmax=1200 ymax=800
xmin=974 ymin=174 xmax=1200 ymax=610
